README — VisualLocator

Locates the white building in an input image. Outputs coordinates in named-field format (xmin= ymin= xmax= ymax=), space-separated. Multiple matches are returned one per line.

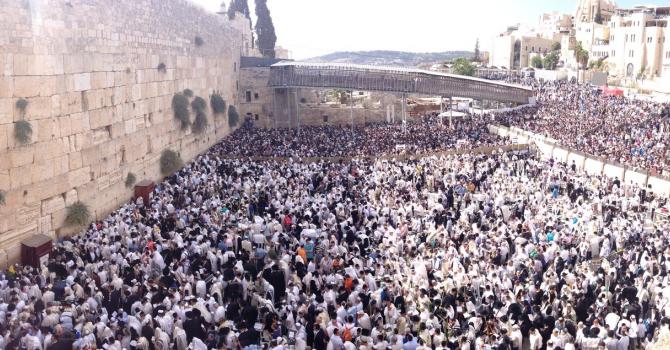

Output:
xmin=603 ymin=7 xmax=670 ymax=79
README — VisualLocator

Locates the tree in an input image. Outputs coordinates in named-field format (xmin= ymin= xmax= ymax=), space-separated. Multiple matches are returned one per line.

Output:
xmin=551 ymin=42 xmax=561 ymax=52
xmin=531 ymin=56 xmax=543 ymax=69
xmin=255 ymin=0 xmax=277 ymax=58
xmin=543 ymin=52 xmax=559 ymax=70
xmin=228 ymin=0 xmax=250 ymax=20
xmin=574 ymin=42 xmax=589 ymax=69
xmin=473 ymin=38 xmax=481 ymax=62
xmin=451 ymin=58 xmax=476 ymax=76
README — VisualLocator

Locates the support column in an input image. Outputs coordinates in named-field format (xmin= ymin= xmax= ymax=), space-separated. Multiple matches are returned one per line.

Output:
xmin=449 ymin=97 xmax=453 ymax=129
xmin=401 ymin=93 xmax=407 ymax=134
xmin=272 ymin=88 xmax=277 ymax=129
xmin=287 ymin=88 xmax=292 ymax=129
xmin=391 ymin=104 xmax=395 ymax=123
xmin=295 ymin=88 xmax=300 ymax=134
xmin=439 ymin=96 xmax=444 ymax=126
xmin=350 ymin=90 xmax=354 ymax=138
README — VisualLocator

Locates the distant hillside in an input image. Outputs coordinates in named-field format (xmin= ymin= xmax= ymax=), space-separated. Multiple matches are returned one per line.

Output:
xmin=306 ymin=50 xmax=473 ymax=67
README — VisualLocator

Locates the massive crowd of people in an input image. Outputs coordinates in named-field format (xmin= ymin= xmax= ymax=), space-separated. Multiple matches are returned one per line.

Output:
xmin=217 ymin=116 xmax=505 ymax=158
xmin=4 ymin=80 xmax=670 ymax=350
xmin=493 ymin=81 xmax=670 ymax=175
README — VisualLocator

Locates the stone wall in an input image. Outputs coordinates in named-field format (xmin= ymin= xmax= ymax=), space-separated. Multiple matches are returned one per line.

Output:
xmin=0 ymin=0 xmax=247 ymax=264
xmin=239 ymin=67 xmax=390 ymax=129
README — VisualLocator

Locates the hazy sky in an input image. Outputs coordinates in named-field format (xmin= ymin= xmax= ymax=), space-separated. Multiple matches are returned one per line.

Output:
xmin=190 ymin=0 xmax=645 ymax=59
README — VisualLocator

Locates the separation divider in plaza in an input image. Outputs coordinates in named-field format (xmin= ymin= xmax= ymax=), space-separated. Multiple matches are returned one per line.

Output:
xmin=223 ymin=143 xmax=530 ymax=163
xmin=490 ymin=124 xmax=670 ymax=197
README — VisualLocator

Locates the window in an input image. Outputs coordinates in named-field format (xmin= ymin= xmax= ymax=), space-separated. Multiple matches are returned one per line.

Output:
xmin=254 ymin=93 xmax=259 ymax=100
xmin=254 ymin=114 xmax=259 ymax=120
xmin=625 ymin=34 xmax=629 ymax=42
xmin=629 ymin=50 xmax=634 ymax=57
xmin=323 ymin=115 xmax=329 ymax=123
xmin=648 ymin=37 xmax=652 ymax=43
xmin=234 ymin=62 xmax=237 ymax=72
xmin=612 ymin=50 xmax=615 ymax=57
xmin=245 ymin=90 xmax=251 ymax=102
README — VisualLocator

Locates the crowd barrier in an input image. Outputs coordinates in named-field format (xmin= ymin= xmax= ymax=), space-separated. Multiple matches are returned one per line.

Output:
xmin=491 ymin=124 xmax=670 ymax=197
xmin=223 ymin=144 xmax=530 ymax=164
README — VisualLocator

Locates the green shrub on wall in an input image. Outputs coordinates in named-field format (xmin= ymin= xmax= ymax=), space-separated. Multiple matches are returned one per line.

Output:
xmin=14 ymin=120 xmax=32 ymax=145
xmin=194 ymin=36 xmax=204 ymax=47
xmin=160 ymin=150 xmax=183 ymax=176
xmin=172 ymin=94 xmax=191 ymax=130
xmin=210 ymin=94 xmax=226 ymax=114
xmin=65 ymin=201 xmax=90 ymax=227
xmin=0 ymin=190 xmax=5 ymax=206
xmin=228 ymin=105 xmax=239 ymax=128
xmin=157 ymin=63 xmax=166 ymax=73
xmin=191 ymin=96 xmax=207 ymax=112
xmin=183 ymin=89 xmax=194 ymax=98
xmin=15 ymin=98 xmax=28 ymax=112
xmin=125 ymin=172 xmax=137 ymax=188
xmin=192 ymin=110 xmax=209 ymax=134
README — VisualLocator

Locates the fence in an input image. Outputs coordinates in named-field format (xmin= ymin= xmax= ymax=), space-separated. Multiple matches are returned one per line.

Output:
xmin=222 ymin=144 xmax=530 ymax=163
xmin=489 ymin=124 xmax=670 ymax=197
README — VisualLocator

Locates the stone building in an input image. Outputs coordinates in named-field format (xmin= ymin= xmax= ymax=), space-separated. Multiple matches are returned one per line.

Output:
xmin=0 ymin=0 xmax=249 ymax=264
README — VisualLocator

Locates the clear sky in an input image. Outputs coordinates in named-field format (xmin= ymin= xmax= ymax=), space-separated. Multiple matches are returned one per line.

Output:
xmin=190 ymin=0 xmax=648 ymax=59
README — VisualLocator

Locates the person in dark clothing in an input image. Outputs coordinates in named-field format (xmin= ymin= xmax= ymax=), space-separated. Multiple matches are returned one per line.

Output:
xmin=183 ymin=310 xmax=206 ymax=343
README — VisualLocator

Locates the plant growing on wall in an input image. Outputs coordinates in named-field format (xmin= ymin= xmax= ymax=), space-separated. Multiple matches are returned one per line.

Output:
xmin=65 ymin=201 xmax=90 ymax=227
xmin=194 ymin=36 xmax=204 ymax=47
xmin=191 ymin=96 xmax=207 ymax=112
xmin=16 ymin=98 xmax=28 ymax=113
xmin=157 ymin=63 xmax=166 ymax=73
xmin=210 ymin=94 xmax=226 ymax=114
xmin=228 ymin=105 xmax=240 ymax=127
xmin=160 ymin=149 xmax=183 ymax=176
xmin=14 ymin=120 xmax=32 ymax=145
xmin=125 ymin=172 xmax=137 ymax=188
xmin=192 ymin=110 xmax=209 ymax=134
xmin=172 ymin=94 xmax=191 ymax=130
xmin=183 ymin=89 xmax=194 ymax=98
xmin=0 ymin=190 xmax=5 ymax=206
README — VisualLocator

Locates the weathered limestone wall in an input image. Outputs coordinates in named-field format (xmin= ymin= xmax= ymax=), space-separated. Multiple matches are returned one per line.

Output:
xmin=0 ymin=0 xmax=247 ymax=264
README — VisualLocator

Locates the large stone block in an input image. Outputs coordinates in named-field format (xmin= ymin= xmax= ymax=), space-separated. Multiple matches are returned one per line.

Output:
xmin=89 ymin=107 xmax=114 ymax=130
xmin=73 ymin=73 xmax=91 ymax=92
xmin=41 ymin=195 xmax=65 ymax=216
xmin=68 ymin=166 xmax=91 ymax=188
xmin=60 ymin=92 xmax=83 ymax=115
xmin=31 ymin=160 xmax=55 ymax=184
xmin=35 ymin=118 xmax=59 ymax=141
xmin=9 ymin=164 xmax=32 ymax=189
xmin=24 ymin=96 xmax=53 ymax=121
xmin=64 ymin=189 xmax=78 ymax=206
xmin=0 ymin=99 xmax=13 ymax=125
xmin=68 ymin=151 xmax=82 ymax=170
xmin=0 ymin=77 xmax=13 ymax=98
xmin=14 ymin=76 xmax=43 ymax=98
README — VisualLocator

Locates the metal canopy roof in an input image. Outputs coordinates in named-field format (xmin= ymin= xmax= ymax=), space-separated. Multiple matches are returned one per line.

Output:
xmin=268 ymin=61 xmax=534 ymax=104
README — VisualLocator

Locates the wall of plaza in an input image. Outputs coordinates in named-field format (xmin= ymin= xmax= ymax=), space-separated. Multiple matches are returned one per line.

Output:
xmin=489 ymin=125 xmax=670 ymax=197
xmin=0 ymin=0 xmax=248 ymax=264
xmin=239 ymin=67 xmax=389 ymax=128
